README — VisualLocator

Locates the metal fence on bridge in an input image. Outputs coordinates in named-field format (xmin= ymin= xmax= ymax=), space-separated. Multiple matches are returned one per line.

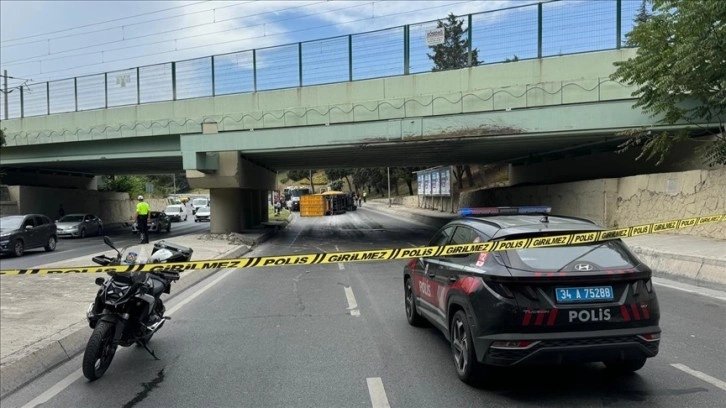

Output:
xmin=1 ymin=0 xmax=641 ymax=120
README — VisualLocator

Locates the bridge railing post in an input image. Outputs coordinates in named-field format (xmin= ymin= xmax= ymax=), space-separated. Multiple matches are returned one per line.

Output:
xmin=74 ymin=77 xmax=78 ymax=112
xmin=136 ymin=67 xmax=140 ymax=105
xmin=211 ymin=56 xmax=216 ymax=97
xmin=537 ymin=3 xmax=543 ymax=59
xmin=348 ymin=35 xmax=353 ymax=81
xmin=172 ymin=62 xmax=177 ymax=101
xmin=20 ymin=85 xmax=24 ymax=118
xmin=46 ymin=82 xmax=50 ymax=115
xmin=467 ymin=14 xmax=473 ymax=67
xmin=404 ymin=25 xmax=410 ymax=75
xmin=298 ymin=42 xmax=303 ymax=87
xmin=616 ymin=0 xmax=622 ymax=49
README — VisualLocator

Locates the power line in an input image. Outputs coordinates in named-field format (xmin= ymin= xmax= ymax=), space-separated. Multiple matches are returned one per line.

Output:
xmin=22 ymin=1 xmax=471 ymax=81
xmin=2 ymin=1 xmax=363 ymax=67
xmin=0 ymin=1 xmax=212 ymax=44
xmin=1 ymin=1 xmax=255 ymax=50
xmin=1 ymin=1 xmax=327 ymax=65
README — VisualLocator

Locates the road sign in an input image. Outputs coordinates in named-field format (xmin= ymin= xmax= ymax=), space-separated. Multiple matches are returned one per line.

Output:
xmin=426 ymin=28 xmax=445 ymax=46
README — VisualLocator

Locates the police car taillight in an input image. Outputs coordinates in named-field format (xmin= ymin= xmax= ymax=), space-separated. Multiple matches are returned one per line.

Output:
xmin=637 ymin=333 xmax=660 ymax=342
xmin=490 ymin=340 xmax=540 ymax=349
xmin=459 ymin=206 xmax=552 ymax=216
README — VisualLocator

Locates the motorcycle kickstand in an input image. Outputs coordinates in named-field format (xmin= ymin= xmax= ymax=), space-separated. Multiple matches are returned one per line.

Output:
xmin=141 ymin=341 xmax=160 ymax=360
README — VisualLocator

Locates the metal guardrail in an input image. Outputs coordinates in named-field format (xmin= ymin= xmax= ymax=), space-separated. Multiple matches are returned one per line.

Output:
xmin=1 ymin=0 xmax=640 ymax=120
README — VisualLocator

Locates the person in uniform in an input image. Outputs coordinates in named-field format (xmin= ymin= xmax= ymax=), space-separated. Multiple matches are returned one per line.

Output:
xmin=136 ymin=195 xmax=151 ymax=244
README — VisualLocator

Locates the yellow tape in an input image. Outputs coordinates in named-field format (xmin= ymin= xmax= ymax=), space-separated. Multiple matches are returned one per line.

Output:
xmin=0 ymin=214 xmax=722 ymax=276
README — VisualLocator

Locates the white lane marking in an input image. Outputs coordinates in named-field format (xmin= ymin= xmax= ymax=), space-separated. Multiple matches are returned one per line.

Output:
xmin=671 ymin=363 xmax=726 ymax=391
xmin=335 ymin=245 xmax=340 ymax=251
xmin=167 ymin=268 xmax=235 ymax=315
xmin=19 ymin=268 xmax=236 ymax=408
xmin=344 ymin=286 xmax=360 ymax=317
xmin=366 ymin=377 xmax=391 ymax=408
xmin=338 ymin=263 xmax=345 ymax=270
xmin=653 ymin=278 xmax=726 ymax=302
xmin=20 ymin=369 xmax=82 ymax=408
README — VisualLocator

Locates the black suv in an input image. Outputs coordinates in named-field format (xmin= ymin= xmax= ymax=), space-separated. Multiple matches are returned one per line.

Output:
xmin=403 ymin=207 xmax=660 ymax=384
xmin=0 ymin=214 xmax=58 ymax=257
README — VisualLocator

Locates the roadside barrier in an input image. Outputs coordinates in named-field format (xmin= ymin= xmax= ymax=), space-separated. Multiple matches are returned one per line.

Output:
xmin=0 ymin=214 xmax=722 ymax=276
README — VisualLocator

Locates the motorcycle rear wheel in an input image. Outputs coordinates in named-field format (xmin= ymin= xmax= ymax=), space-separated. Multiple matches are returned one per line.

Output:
xmin=82 ymin=321 xmax=117 ymax=381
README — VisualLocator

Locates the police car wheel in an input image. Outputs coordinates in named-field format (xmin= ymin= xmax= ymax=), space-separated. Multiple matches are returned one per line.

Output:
xmin=80 ymin=228 xmax=86 ymax=239
xmin=451 ymin=310 xmax=481 ymax=384
xmin=604 ymin=356 xmax=647 ymax=373
xmin=404 ymin=278 xmax=427 ymax=327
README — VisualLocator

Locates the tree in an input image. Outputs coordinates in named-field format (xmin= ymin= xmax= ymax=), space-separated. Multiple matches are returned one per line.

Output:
xmin=611 ymin=0 xmax=726 ymax=166
xmin=0 ymin=128 xmax=5 ymax=147
xmin=504 ymin=55 xmax=519 ymax=63
xmin=634 ymin=0 xmax=652 ymax=26
xmin=324 ymin=168 xmax=354 ymax=192
xmin=427 ymin=13 xmax=480 ymax=72
xmin=286 ymin=169 xmax=315 ymax=192
xmin=101 ymin=175 xmax=146 ymax=198
xmin=393 ymin=167 xmax=420 ymax=195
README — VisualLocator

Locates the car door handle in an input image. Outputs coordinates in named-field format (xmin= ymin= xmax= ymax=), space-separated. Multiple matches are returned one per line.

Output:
xmin=426 ymin=272 xmax=436 ymax=278
xmin=448 ymin=277 xmax=457 ymax=282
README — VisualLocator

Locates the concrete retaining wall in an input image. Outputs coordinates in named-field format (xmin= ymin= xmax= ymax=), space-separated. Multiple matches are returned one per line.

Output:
xmin=459 ymin=168 xmax=725 ymax=239
xmin=5 ymin=186 xmax=169 ymax=223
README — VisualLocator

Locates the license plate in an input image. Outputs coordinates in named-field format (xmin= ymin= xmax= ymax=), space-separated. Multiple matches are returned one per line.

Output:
xmin=556 ymin=286 xmax=614 ymax=303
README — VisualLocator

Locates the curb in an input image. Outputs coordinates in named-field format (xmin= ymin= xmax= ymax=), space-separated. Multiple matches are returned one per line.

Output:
xmin=362 ymin=203 xmax=726 ymax=289
xmin=0 ymin=229 xmax=278 ymax=398
xmin=628 ymin=246 xmax=726 ymax=292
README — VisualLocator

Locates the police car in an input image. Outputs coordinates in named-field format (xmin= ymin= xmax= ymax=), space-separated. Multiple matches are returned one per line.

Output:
xmin=403 ymin=207 xmax=660 ymax=384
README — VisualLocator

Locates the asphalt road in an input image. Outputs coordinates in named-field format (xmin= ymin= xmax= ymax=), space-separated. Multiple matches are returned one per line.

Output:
xmin=4 ymin=209 xmax=725 ymax=408
xmin=0 ymin=218 xmax=210 ymax=271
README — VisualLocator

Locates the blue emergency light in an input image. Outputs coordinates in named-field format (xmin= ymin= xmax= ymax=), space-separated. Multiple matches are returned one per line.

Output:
xmin=458 ymin=206 xmax=552 ymax=216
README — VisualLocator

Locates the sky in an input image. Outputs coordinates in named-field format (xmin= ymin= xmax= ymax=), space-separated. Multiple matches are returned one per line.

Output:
xmin=0 ymin=0 xmax=642 ymax=118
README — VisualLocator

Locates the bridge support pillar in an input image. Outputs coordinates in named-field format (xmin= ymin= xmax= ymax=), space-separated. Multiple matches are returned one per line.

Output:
xmin=192 ymin=152 xmax=275 ymax=233
xmin=209 ymin=188 xmax=271 ymax=233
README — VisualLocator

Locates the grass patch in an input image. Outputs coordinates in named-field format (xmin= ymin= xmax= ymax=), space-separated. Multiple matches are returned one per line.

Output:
xmin=268 ymin=206 xmax=291 ymax=221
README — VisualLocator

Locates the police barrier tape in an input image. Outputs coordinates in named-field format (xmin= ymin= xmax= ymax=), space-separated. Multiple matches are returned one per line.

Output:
xmin=0 ymin=214 xmax=723 ymax=276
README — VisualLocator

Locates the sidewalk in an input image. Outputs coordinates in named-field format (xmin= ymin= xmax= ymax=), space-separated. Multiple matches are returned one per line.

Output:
xmin=363 ymin=199 xmax=726 ymax=289
xmin=0 ymin=228 xmax=278 ymax=397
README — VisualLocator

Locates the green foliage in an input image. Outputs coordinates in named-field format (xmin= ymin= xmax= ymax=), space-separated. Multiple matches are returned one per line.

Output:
xmin=329 ymin=180 xmax=344 ymax=191
xmin=0 ymin=128 xmax=5 ymax=147
xmin=611 ymin=0 xmax=726 ymax=165
xmin=504 ymin=55 xmax=519 ymax=63
xmin=427 ymin=13 xmax=480 ymax=71
xmin=286 ymin=169 xmax=316 ymax=192
xmin=102 ymin=175 xmax=146 ymax=197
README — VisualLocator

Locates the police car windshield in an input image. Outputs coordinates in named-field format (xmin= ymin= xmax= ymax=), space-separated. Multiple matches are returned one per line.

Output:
xmin=507 ymin=240 xmax=635 ymax=271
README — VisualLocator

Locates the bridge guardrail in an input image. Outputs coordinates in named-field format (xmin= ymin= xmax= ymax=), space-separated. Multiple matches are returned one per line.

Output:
xmin=1 ymin=0 xmax=641 ymax=120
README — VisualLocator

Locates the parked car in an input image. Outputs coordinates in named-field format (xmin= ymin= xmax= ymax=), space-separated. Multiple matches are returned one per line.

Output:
xmin=0 ymin=214 xmax=58 ymax=257
xmin=56 ymin=213 xmax=103 ymax=238
xmin=164 ymin=205 xmax=189 ymax=222
xmin=131 ymin=211 xmax=171 ymax=234
xmin=194 ymin=206 xmax=210 ymax=222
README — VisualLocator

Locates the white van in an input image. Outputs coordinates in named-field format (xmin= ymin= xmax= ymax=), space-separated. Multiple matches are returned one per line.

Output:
xmin=164 ymin=204 xmax=189 ymax=222
xmin=191 ymin=198 xmax=210 ymax=215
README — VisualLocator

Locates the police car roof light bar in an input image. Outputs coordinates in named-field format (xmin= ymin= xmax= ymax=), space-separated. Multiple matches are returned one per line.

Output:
xmin=459 ymin=206 xmax=552 ymax=217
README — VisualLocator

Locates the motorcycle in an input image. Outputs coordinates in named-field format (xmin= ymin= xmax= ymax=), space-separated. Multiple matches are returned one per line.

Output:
xmin=82 ymin=236 xmax=193 ymax=381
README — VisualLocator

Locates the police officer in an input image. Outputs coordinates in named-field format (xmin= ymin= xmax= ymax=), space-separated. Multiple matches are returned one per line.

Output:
xmin=136 ymin=195 xmax=151 ymax=244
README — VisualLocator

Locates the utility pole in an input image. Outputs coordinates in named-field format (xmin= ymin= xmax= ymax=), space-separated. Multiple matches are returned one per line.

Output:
xmin=3 ymin=70 xmax=8 ymax=120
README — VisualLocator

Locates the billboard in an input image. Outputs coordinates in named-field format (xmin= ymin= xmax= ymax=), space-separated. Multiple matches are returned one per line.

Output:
xmin=415 ymin=167 xmax=451 ymax=197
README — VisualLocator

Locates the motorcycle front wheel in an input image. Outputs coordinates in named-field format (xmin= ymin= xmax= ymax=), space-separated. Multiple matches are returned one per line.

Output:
xmin=82 ymin=321 xmax=118 ymax=381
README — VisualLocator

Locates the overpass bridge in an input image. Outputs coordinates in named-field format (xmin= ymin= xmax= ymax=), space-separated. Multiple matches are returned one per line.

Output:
xmin=0 ymin=1 xmax=716 ymax=232
xmin=1 ymin=48 xmax=712 ymax=232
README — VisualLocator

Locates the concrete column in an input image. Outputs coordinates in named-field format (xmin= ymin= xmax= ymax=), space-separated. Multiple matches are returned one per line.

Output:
xmin=239 ymin=189 xmax=255 ymax=230
xmin=259 ymin=190 xmax=269 ymax=224
xmin=210 ymin=188 xmax=242 ymax=234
